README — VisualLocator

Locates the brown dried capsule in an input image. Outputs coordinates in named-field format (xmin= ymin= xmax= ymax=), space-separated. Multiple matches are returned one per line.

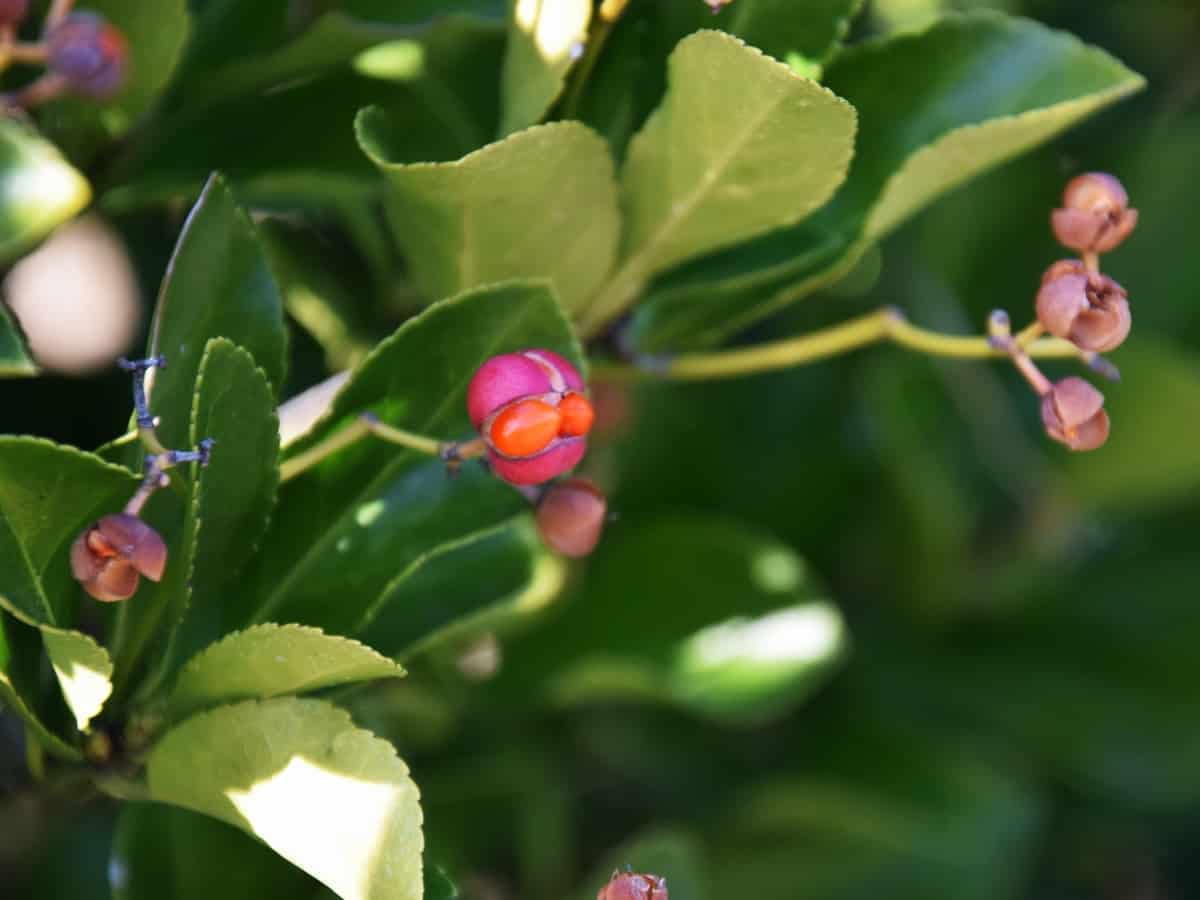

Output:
xmin=536 ymin=478 xmax=607 ymax=558
xmin=597 ymin=871 xmax=668 ymax=900
xmin=70 ymin=513 xmax=166 ymax=602
xmin=1035 ymin=261 xmax=1130 ymax=353
xmin=1051 ymin=172 xmax=1138 ymax=254
xmin=1040 ymin=377 xmax=1110 ymax=452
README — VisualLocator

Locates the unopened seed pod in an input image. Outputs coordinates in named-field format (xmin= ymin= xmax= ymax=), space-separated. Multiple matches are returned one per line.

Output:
xmin=536 ymin=478 xmax=607 ymax=557
xmin=467 ymin=349 xmax=594 ymax=485
xmin=46 ymin=12 xmax=129 ymax=99
xmin=70 ymin=513 xmax=166 ymax=602
xmin=597 ymin=871 xmax=668 ymax=900
xmin=1040 ymin=376 xmax=1110 ymax=452
xmin=1051 ymin=172 xmax=1138 ymax=254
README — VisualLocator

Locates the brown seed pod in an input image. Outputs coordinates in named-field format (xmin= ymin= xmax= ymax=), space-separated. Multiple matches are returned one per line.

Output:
xmin=0 ymin=0 xmax=29 ymax=26
xmin=1051 ymin=172 xmax=1138 ymax=254
xmin=70 ymin=513 xmax=167 ymax=602
xmin=1040 ymin=376 xmax=1110 ymax=452
xmin=1035 ymin=262 xmax=1130 ymax=353
xmin=597 ymin=871 xmax=668 ymax=900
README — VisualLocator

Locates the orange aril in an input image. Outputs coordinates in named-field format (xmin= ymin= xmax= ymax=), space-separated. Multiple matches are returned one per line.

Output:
xmin=489 ymin=398 xmax=562 ymax=457
xmin=557 ymin=392 xmax=594 ymax=438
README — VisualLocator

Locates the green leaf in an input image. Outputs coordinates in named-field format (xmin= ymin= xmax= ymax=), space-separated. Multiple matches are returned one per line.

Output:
xmin=359 ymin=518 xmax=567 ymax=660
xmin=579 ymin=30 xmax=856 ymax=335
xmin=0 ymin=120 xmax=91 ymax=267
xmin=128 ymin=339 xmax=280 ymax=696
xmin=358 ymin=115 xmax=620 ymax=315
xmin=630 ymin=12 xmax=1146 ymax=350
xmin=170 ymin=624 xmax=404 ymax=718
xmin=504 ymin=516 xmax=847 ymax=724
xmin=147 ymin=697 xmax=423 ymax=900
xmin=0 ymin=302 xmax=37 ymax=377
xmin=0 ymin=437 xmax=137 ymax=626
xmin=0 ymin=613 xmax=82 ymax=760
xmin=237 ymin=280 xmax=581 ymax=637
xmin=145 ymin=175 xmax=287 ymax=449
xmin=40 ymin=626 xmax=113 ymax=732
xmin=113 ymin=803 xmax=331 ymax=900
xmin=709 ymin=0 xmax=863 ymax=68
xmin=499 ymin=0 xmax=591 ymax=136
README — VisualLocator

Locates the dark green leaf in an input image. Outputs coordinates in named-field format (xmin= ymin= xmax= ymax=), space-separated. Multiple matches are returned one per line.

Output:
xmin=630 ymin=12 xmax=1145 ymax=350
xmin=145 ymin=176 xmax=287 ymax=449
xmin=358 ymin=114 xmax=620 ymax=314
xmin=0 ymin=437 xmax=137 ymax=626
xmin=501 ymin=515 xmax=847 ymax=724
xmin=240 ymin=280 xmax=582 ymax=637
xmin=0 ymin=613 xmax=81 ymax=760
xmin=113 ymin=803 xmax=333 ymax=900
xmin=146 ymin=697 xmax=424 ymax=900
xmin=359 ymin=518 xmax=566 ymax=660
xmin=0 ymin=302 xmax=37 ymax=377
xmin=129 ymin=339 xmax=280 ymax=696
xmin=0 ymin=120 xmax=91 ymax=268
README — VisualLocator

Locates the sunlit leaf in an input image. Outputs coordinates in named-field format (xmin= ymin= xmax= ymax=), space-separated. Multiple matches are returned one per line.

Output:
xmin=40 ymin=626 xmax=113 ymax=732
xmin=499 ymin=0 xmax=591 ymax=135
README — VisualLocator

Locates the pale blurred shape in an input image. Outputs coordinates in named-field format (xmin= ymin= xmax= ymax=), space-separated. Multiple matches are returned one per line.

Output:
xmin=5 ymin=215 xmax=139 ymax=374
xmin=516 ymin=0 xmax=590 ymax=60
xmin=353 ymin=40 xmax=425 ymax=81
xmin=685 ymin=605 xmax=843 ymax=667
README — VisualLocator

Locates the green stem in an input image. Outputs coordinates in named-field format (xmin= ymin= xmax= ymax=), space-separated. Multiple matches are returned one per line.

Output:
xmin=279 ymin=416 xmax=474 ymax=483
xmin=591 ymin=308 xmax=1087 ymax=382
xmin=559 ymin=0 xmax=631 ymax=119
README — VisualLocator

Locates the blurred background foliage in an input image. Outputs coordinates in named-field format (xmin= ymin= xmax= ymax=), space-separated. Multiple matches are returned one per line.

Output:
xmin=3 ymin=0 xmax=1199 ymax=898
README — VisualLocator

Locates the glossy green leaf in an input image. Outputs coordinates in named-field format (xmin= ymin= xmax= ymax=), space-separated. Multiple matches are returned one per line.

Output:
xmin=104 ymin=17 xmax=506 ymax=211
xmin=170 ymin=624 xmax=404 ymax=718
xmin=0 ymin=302 xmax=37 ymax=377
xmin=505 ymin=516 xmax=847 ymax=724
xmin=235 ymin=281 xmax=581 ymax=637
xmin=580 ymin=30 xmax=855 ymax=335
xmin=358 ymin=115 xmax=620 ymax=314
xmin=359 ymin=518 xmax=566 ymax=660
xmin=147 ymin=697 xmax=423 ymax=900
xmin=145 ymin=176 xmax=287 ymax=449
xmin=0 ymin=437 xmax=137 ymax=626
xmin=0 ymin=613 xmax=81 ymax=760
xmin=499 ymin=0 xmax=591 ymax=136
xmin=630 ymin=12 xmax=1145 ymax=350
xmin=131 ymin=340 xmax=280 ymax=696
xmin=113 ymin=803 xmax=331 ymax=900
xmin=40 ymin=626 xmax=113 ymax=732
xmin=0 ymin=120 xmax=91 ymax=267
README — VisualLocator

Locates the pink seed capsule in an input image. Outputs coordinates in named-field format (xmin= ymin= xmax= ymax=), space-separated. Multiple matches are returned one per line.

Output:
xmin=0 ymin=0 xmax=29 ymax=26
xmin=467 ymin=349 xmax=593 ymax=486
xmin=70 ymin=513 xmax=166 ymax=602
xmin=1050 ymin=172 xmax=1138 ymax=255
xmin=597 ymin=871 xmax=668 ymax=900
xmin=1040 ymin=376 xmax=1110 ymax=452
xmin=535 ymin=478 xmax=607 ymax=557
xmin=46 ymin=12 xmax=129 ymax=99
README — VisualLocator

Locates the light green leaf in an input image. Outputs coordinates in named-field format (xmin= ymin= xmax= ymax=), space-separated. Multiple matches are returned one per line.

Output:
xmin=40 ymin=626 xmax=113 ymax=732
xmin=579 ymin=29 xmax=856 ymax=335
xmin=237 ymin=280 xmax=581 ymax=637
xmin=0 ymin=613 xmax=82 ymax=760
xmin=504 ymin=516 xmax=847 ymax=724
xmin=145 ymin=175 xmax=287 ymax=449
xmin=630 ymin=12 xmax=1146 ymax=350
xmin=358 ymin=115 xmax=619 ymax=314
xmin=125 ymin=339 xmax=280 ymax=698
xmin=499 ymin=0 xmax=591 ymax=136
xmin=147 ymin=697 xmax=423 ymax=900
xmin=0 ymin=302 xmax=37 ymax=377
xmin=171 ymin=624 xmax=404 ymax=717
xmin=0 ymin=437 xmax=138 ymax=626
xmin=0 ymin=120 xmax=91 ymax=267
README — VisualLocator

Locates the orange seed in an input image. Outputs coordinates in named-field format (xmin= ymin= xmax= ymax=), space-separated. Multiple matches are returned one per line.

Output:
xmin=489 ymin=398 xmax=562 ymax=458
